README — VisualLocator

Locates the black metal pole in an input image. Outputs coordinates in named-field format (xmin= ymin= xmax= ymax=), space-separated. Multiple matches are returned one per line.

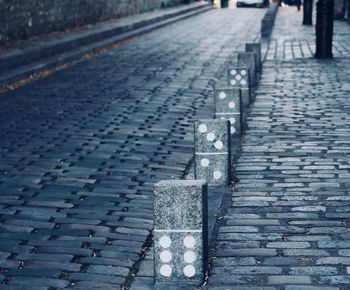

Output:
xmin=315 ymin=0 xmax=334 ymax=59
xmin=303 ymin=0 xmax=313 ymax=25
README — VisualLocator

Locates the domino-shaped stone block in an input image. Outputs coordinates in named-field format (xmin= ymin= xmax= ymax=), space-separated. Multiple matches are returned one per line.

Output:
xmin=194 ymin=119 xmax=231 ymax=186
xmin=214 ymin=88 xmax=242 ymax=136
xmin=195 ymin=153 xmax=230 ymax=185
xmin=227 ymin=68 xmax=251 ymax=107
xmin=237 ymin=52 xmax=257 ymax=87
xmin=154 ymin=180 xmax=208 ymax=286
xmin=246 ymin=43 xmax=262 ymax=73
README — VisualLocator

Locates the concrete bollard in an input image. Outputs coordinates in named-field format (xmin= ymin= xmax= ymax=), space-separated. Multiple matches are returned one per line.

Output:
xmin=227 ymin=67 xmax=251 ymax=107
xmin=194 ymin=119 xmax=231 ymax=186
xmin=153 ymin=180 xmax=208 ymax=287
xmin=214 ymin=88 xmax=242 ymax=137
xmin=245 ymin=43 xmax=262 ymax=74
xmin=237 ymin=52 xmax=257 ymax=88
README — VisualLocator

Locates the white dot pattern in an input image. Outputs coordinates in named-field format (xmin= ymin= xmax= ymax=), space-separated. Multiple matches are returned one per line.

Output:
xmin=200 ymin=158 xmax=209 ymax=167
xmin=184 ymin=251 xmax=196 ymax=263
xmin=219 ymin=92 xmax=226 ymax=99
xmin=198 ymin=124 xmax=207 ymax=133
xmin=160 ymin=250 xmax=172 ymax=263
xmin=206 ymin=132 xmax=215 ymax=142
xmin=159 ymin=236 xmax=171 ymax=248
xmin=160 ymin=264 xmax=172 ymax=277
xmin=228 ymin=101 xmax=236 ymax=109
xmin=213 ymin=170 xmax=222 ymax=180
xmin=184 ymin=236 xmax=196 ymax=248
xmin=214 ymin=140 xmax=224 ymax=150
xmin=183 ymin=265 xmax=196 ymax=277
xmin=230 ymin=79 xmax=237 ymax=86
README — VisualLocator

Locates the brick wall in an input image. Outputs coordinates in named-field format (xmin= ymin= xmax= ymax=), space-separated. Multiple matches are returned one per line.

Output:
xmin=0 ymin=0 xmax=187 ymax=45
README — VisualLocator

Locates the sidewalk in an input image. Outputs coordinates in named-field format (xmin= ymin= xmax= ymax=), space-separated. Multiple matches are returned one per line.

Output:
xmin=0 ymin=1 xmax=211 ymax=87
xmin=206 ymin=7 xmax=350 ymax=290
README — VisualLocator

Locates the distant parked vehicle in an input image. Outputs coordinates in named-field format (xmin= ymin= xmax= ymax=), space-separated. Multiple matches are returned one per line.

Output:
xmin=236 ymin=0 xmax=266 ymax=8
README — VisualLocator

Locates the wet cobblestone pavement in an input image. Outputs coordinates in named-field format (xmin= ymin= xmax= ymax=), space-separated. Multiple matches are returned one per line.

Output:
xmin=0 ymin=8 xmax=265 ymax=290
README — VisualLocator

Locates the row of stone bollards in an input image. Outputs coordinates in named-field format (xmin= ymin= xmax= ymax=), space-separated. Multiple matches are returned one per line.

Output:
xmin=261 ymin=3 xmax=279 ymax=37
xmin=152 ymin=41 xmax=263 ymax=289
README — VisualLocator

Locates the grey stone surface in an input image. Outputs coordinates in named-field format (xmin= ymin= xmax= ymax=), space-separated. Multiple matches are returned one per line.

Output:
xmin=153 ymin=180 xmax=208 ymax=285
xmin=194 ymin=119 xmax=231 ymax=186
xmin=246 ymin=42 xmax=262 ymax=73
xmin=214 ymin=88 xmax=242 ymax=136
xmin=237 ymin=52 xmax=257 ymax=87
xmin=227 ymin=68 xmax=251 ymax=107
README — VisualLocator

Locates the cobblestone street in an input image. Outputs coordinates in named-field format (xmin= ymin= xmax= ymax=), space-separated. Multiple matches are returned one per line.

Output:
xmin=207 ymin=8 xmax=350 ymax=290
xmin=1 ymin=4 xmax=350 ymax=290
xmin=0 ymin=7 xmax=264 ymax=290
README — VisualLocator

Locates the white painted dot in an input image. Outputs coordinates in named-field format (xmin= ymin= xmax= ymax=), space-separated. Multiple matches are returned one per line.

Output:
xmin=235 ymin=74 xmax=242 ymax=81
xmin=219 ymin=92 xmax=226 ymax=99
xmin=200 ymin=158 xmax=210 ymax=167
xmin=184 ymin=236 xmax=196 ymax=248
xmin=240 ymin=79 xmax=247 ymax=86
xmin=160 ymin=264 xmax=172 ymax=277
xmin=183 ymin=265 xmax=196 ymax=277
xmin=213 ymin=170 xmax=222 ymax=180
xmin=214 ymin=140 xmax=224 ymax=150
xmin=230 ymin=69 xmax=237 ymax=75
xmin=206 ymin=132 xmax=216 ymax=142
xmin=184 ymin=251 xmax=196 ymax=263
xmin=230 ymin=79 xmax=237 ymax=86
xmin=160 ymin=250 xmax=172 ymax=263
xmin=198 ymin=124 xmax=207 ymax=133
xmin=159 ymin=236 xmax=171 ymax=248
xmin=229 ymin=117 xmax=236 ymax=124
xmin=228 ymin=101 xmax=236 ymax=109
xmin=231 ymin=126 xmax=236 ymax=133
xmin=241 ymin=69 xmax=247 ymax=75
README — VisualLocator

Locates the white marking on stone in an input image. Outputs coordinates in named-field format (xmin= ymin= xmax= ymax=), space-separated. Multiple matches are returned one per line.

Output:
xmin=206 ymin=132 xmax=216 ymax=142
xmin=214 ymin=140 xmax=224 ymax=150
xmin=198 ymin=124 xmax=207 ymax=133
xmin=229 ymin=117 xmax=236 ymax=124
xmin=184 ymin=251 xmax=196 ymax=263
xmin=184 ymin=236 xmax=196 ymax=248
xmin=230 ymin=69 xmax=237 ymax=75
xmin=228 ymin=101 xmax=236 ymax=109
xmin=219 ymin=92 xmax=226 ymax=99
xmin=160 ymin=264 xmax=172 ymax=277
xmin=195 ymin=152 xmax=228 ymax=155
xmin=241 ymin=69 xmax=247 ymax=75
xmin=231 ymin=126 xmax=236 ymax=133
xmin=200 ymin=158 xmax=210 ymax=167
xmin=241 ymin=79 xmax=247 ymax=86
xmin=230 ymin=79 xmax=237 ymax=86
xmin=235 ymin=74 xmax=242 ymax=81
xmin=159 ymin=236 xmax=171 ymax=248
xmin=160 ymin=250 xmax=172 ymax=263
xmin=155 ymin=229 xmax=202 ymax=233
xmin=213 ymin=170 xmax=222 ymax=180
xmin=183 ymin=265 xmax=196 ymax=277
